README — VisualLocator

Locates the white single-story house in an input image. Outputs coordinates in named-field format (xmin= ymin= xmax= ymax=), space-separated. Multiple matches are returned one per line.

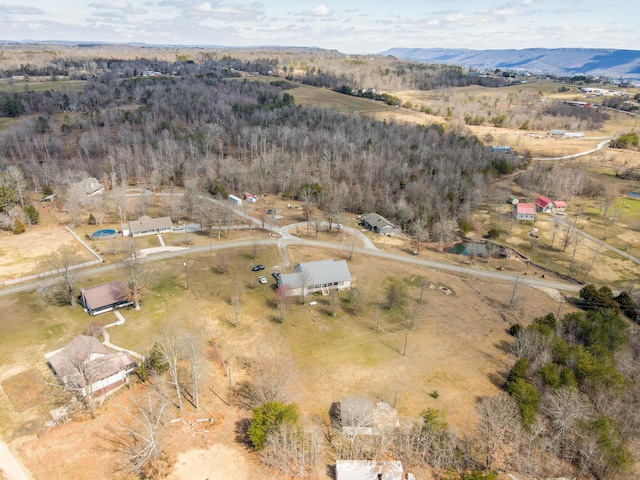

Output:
xmin=361 ymin=212 xmax=397 ymax=236
xmin=514 ymin=203 xmax=536 ymax=221
xmin=45 ymin=335 xmax=137 ymax=398
xmin=278 ymin=259 xmax=352 ymax=296
xmin=335 ymin=460 xmax=403 ymax=480
xmin=79 ymin=280 xmax=132 ymax=316
xmin=121 ymin=216 xmax=173 ymax=237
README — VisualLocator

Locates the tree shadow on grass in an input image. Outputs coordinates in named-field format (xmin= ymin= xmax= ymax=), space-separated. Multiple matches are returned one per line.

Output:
xmin=488 ymin=371 xmax=508 ymax=389
xmin=234 ymin=417 xmax=252 ymax=447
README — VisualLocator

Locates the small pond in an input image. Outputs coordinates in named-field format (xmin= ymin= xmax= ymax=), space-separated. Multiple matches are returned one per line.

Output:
xmin=447 ymin=242 xmax=490 ymax=257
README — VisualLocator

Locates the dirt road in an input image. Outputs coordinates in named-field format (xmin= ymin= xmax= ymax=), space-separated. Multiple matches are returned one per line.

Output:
xmin=0 ymin=440 xmax=32 ymax=480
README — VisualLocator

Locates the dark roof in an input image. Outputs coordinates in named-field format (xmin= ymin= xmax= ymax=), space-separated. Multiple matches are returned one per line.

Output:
xmin=81 ymin=281 xmax=127 ymax=312
xmin=362 ymin=212 xmax=396 ymax=231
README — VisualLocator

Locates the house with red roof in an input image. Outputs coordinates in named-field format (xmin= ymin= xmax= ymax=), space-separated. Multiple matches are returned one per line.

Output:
xmin=513 ymin=203 xmax=536 ymax=221
xmin=535 ymin=195 xmax=555 ymax=213
xmin=553 ymin=200 xmax=568 ymax=212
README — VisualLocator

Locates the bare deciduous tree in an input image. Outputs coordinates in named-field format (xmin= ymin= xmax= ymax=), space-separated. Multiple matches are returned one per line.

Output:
xmin=260 ymin=419 xmax=323 ymax=477
xmin=157 ymin=326 xmax=184 ymax=410
xmin=476 ymin=394 xmax=523 ymax=470
xmin=123 ymin=239 xmax=147 ymax=310
xmin=243 ymin=353 xmax=295 ymax=406
xmin=231 ymin=279 xmax=243 ymax=328
xmin=45 ymin=245 xmax=79 ymax=307
xmin=112 ymin=390 xmax=170 ymax=477
xmin=275 ymin=285 xmax=293 ymax=322
xmin=184 ymin=331 xmax=204 ymax=410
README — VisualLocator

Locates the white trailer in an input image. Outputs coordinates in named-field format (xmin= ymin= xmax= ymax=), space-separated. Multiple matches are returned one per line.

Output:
xmin=228 ymin=194 xmax=243 ymax=206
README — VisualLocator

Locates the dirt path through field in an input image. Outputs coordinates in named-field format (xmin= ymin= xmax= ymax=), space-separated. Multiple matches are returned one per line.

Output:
xmin=0 ymin=440 xmax=32 ymax=480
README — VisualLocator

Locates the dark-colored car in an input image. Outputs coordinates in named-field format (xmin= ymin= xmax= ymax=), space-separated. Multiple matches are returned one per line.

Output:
xmin=251 ymin=264 xmax=265 ymax=271
xmin=271 ymin=271 xmax=281 ymax=279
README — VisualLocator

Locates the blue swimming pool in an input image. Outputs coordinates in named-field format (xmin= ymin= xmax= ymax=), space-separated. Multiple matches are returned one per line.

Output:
xmin=91 ymin=229 xmax=117 ymax=240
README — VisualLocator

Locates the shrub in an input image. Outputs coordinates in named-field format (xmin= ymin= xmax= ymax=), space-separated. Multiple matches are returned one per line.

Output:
xmin=247 ymin=401 xmax=299 ymax=450
xmin=486 ymin=228 xmax=500 ymax=240
xmin=508 ymin=323 xmax=522 ymax=336
xmin=23 ymin=205 xmax=39 ymax=224
xmin=12 ymin=218 xmax=25 ymax=234
xmin=610 ymin=132 xmax=639 ymax=149
xmin=505 ymin=377 xmax=540 ymax=427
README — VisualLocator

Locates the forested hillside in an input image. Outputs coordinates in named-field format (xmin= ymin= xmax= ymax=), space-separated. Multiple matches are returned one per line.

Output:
xmin=0 ymin=58 xmax=528 ymax=237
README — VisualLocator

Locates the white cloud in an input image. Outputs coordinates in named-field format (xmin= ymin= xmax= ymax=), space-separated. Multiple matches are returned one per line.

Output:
xmin=0 ymin=3 xmax=45 ymax=15
xmin=313 ymin=5 xmax=331 ymax=16
xmin=495 ymin=9 xmax=519 ymax=16
xmin=88 ymin=1 xmax=131 ymax=10
xmin=197 ymin=2 xmax=214 ymax=12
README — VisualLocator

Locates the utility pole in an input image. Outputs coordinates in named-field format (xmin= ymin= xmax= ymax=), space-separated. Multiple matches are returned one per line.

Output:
xmin=183 ymin=257 xmax=189 ymax=290
xmin=403 ymin=319 xmax=410 ymax=356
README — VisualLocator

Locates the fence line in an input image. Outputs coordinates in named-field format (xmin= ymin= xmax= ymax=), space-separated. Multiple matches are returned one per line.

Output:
xmin=2 ymin=226 xmax=104 ymax=287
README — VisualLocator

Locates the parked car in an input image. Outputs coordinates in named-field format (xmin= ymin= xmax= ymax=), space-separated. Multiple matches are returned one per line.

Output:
xmin=273 ymin=214 xmax=283 ymax=220
xmin=267 ymin=208 xmax=276 ymax=214
xmin=271 ymin=271 xmax=281 ymax=279
xmin=251 ymin=264 xmax=265 ymax=271
xmin=258 ymin=276 xmax=267 ymax=284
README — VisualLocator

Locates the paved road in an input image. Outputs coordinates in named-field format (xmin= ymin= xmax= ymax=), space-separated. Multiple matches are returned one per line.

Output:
xmin=0 ymin=235 xmax=582 ymax=298
xmin=0 ymin=439 xmax=32 ymax=480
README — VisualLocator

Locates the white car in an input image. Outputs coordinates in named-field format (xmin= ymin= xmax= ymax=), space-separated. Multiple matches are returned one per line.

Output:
xmin=258 ymin=276 xmax=267 ymax=284
xmin=273 ymin=214 xmax=283 ymax=220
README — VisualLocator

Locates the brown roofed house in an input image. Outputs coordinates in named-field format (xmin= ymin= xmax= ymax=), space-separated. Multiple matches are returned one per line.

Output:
xmin=45 ymin=335 xmax=137 ymax=399
xmin=79 ymin=280 xmax=132 ymax=315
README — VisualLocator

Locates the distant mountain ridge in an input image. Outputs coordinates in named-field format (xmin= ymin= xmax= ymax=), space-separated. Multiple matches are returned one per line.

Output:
xmin=382 ymin=48 xmax=640 ymax=80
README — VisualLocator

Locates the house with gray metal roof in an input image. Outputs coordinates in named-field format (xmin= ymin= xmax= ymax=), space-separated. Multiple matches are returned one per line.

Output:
xmin=277 ymin=259 xmax=352 ymax=296
xmin=361 ymin=212 xmax=397 ymax=236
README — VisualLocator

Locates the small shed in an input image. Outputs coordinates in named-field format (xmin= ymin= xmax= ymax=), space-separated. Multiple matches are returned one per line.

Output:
xmin=492 ymin=145 xmax=512 ymax=154
xmin=508 ymin=195 xmax=519 ymax=205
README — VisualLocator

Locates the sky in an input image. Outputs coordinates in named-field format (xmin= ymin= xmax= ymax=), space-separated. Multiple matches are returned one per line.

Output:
xmin=0 ymin=0 xmax=638 ymax=54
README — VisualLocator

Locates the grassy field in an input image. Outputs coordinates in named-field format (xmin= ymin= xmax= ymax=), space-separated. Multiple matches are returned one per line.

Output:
xmin=0 ymin=79 xmax=86 ymax=94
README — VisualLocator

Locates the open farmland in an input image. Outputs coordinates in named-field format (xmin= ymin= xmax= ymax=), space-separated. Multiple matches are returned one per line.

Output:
xmin=0 ymin=241 xmax=574 ymax=479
